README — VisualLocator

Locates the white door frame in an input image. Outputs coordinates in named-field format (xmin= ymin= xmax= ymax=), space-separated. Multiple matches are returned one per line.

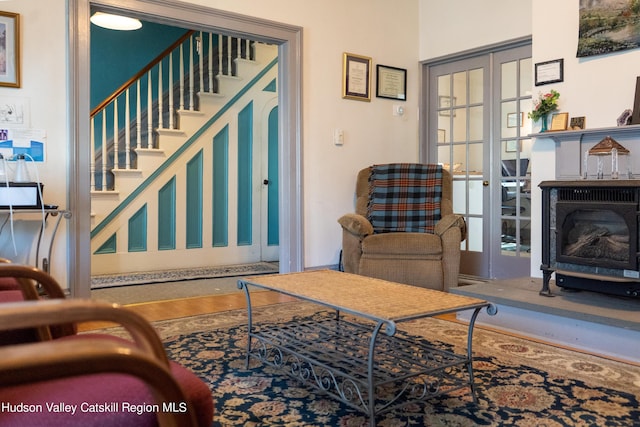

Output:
xmin=68 ymin=0 xmax=304 ymax=297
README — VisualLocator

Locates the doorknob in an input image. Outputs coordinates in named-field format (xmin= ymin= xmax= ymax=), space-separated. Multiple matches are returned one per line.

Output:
xmin=483 ymin=181 xmax=489 ymax=186
xmin=263 ymin=179 xmax=269 ymax=185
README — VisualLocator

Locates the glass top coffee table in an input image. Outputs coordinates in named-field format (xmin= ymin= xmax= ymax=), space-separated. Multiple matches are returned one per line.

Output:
xmin=238 ymin=270 xmax=497 ymax=426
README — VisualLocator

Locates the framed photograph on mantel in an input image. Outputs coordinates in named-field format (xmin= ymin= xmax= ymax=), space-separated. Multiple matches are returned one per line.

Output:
xmin=550 ymin=112 xmax=569 ymax=131
xmin=0 ymin=11 xmax=20 ymax=88
xmin=376 ymin=64 xmax=407 ymax=101
xmin=342 ymin=52 xmax=371 ymax=102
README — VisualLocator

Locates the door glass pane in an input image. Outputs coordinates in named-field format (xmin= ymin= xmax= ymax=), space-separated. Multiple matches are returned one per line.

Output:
xmin=469 ymin=68 xmax=483 ymax=104
xmin=453 ymin=71 xmax=467 ymax=105
xmin=468 ymin=143 xmax=483 ymax=175
xmin=469 ymin=106 xmax=483 ymax=141
xmin=438 ymin=145 xmax=451 ymax=168
xmin=520 ymin=58 xmax=532 ymax=95
xmin=468 ymin=179 xmax=483 ymax=215
xmin=438 ymin=74 xmax=451 ymax=96
xmin=453 ymin=144 xmax=466 ymax=174
xmin=452 ymin=180 xmax=466 ymax=213
xmin=467 ymin=217 xmax=483 ymax=252
xmin=501 ymin=61 xmax=517 ymax=99
xmin=520 ymin=99 xmax=533 ymax=134
xmin=501 ymin=100 xmax=517 ymax=139
xmin=452 ymin=108 xmax=468 ymax=142
xmin=438 ymin=115 xmax=451 ymax=143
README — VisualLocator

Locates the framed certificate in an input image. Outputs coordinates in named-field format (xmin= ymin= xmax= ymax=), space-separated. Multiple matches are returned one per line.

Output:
xmin=376 ymin=64 xmax=407 ymax=101
xmin=534 ymin=59 xmax=563 ymax=86
xmin=342 ymin=53 xmax=372 ymax=102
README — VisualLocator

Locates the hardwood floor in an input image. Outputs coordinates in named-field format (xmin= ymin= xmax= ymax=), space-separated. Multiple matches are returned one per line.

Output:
xmin=79 ymin=290 xmax=296 ymax=331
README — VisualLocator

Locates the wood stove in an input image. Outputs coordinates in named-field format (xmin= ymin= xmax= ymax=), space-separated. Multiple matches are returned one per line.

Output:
xmin=540 ymin=180 xmax=640 ymax=298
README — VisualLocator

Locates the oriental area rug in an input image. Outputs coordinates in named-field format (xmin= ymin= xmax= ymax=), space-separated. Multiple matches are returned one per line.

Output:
xmin=147 ymin=302 xmax=640 ymax=426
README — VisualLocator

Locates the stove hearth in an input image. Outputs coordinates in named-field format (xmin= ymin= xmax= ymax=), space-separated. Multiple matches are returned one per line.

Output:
xmin=540 ymin=180 xmax=640 ymax=298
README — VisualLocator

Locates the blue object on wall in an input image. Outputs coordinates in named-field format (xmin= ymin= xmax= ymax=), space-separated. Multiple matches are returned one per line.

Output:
xmin=0 ymin=140 xmax=44 ymax=162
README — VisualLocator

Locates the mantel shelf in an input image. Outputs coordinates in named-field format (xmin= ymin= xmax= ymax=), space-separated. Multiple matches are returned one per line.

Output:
xmin=530 ymin=124 xmax=640 ymax=143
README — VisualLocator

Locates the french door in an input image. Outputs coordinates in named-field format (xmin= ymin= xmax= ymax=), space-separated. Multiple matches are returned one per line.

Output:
xmin=425 ymin=41 xmax=532 ymax=279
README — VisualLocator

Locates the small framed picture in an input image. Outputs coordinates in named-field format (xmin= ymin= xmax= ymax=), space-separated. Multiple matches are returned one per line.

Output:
xmin=570 ymin=116 xmax=586 ymax=130
xmin=535 ymin=59 xmax=563 ymax=86
xmin=376 ymin=64 xmax=407 ymax=101
xmin=550 ymin=112 xmax=569 ymax=131
xmin=505 ymin=140 xmax=519 ymax=152
xmin=342 ymin=52 xmax=371 ymax=102
xmin=0 ymin=12 xmax=20 ymax=88
xmin=438 ymin=95 xmax=456 ymax=116
xmin=507 ymin=112 xmax=523 ymax=128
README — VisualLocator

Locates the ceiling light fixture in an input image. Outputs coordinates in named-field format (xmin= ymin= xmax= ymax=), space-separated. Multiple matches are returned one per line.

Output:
xmin=90 ymin=12 xmax=142 ymax=31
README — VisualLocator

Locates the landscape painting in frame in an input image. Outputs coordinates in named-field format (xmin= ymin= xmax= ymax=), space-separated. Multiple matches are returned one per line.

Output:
xmin=577 ymin=0 xmax=640 ymax=57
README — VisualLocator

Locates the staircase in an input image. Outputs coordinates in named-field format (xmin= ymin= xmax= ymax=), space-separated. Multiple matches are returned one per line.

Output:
xmin=90 ymin=32 xmax=279 ymax=276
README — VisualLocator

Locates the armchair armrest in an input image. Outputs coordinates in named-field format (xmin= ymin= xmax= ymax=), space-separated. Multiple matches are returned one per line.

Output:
xmin=0 ymin=299 xmax=169 ymax=364
xmin=337 ymin=213 xmax=374 ymax=238
xmin=434 ymin=214 xmax=467 ymax=241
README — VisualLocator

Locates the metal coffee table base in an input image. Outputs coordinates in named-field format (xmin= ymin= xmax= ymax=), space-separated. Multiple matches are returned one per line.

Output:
xmin=238 ymin=271 xmax=496 ymax=426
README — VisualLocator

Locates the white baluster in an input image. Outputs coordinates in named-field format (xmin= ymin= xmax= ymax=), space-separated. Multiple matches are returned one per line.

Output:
xmin=90 ymin=117 xmax=95 ymax=191
xmin=218 ymin=35 xmax=222 ymax=76
xmin=168 ymin=51 xmax=174 ymax=129
xmin=158 ymin=61 xmax=163 ymax=129
xmin=125 ymin=88 xmax=131 ymax=169
xmin=101 ymin=111 xmax=107 ymax=190
xmin=136 ymin=80 xmax=141 ymax=150
xmin=198 ymin=32 xmax=204 ymax=96
xmin=147 ymin=70 xmax=153 ymax=148
xmin=227 ymin=35 xmax=232 ymax=75
xmin=113 ymin=98 xmax=119 ymax=171
xmin=179 ymin=44 xmax=185 ymax=111
xmin=208 ymin=33 xmax=213 ymax=93
xmin=189 ymin=35 xmax=194 ymax=110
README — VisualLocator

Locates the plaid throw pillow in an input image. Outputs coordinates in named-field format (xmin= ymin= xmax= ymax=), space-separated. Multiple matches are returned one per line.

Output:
xmin=367 ymin=163 xmax=442 ymax=234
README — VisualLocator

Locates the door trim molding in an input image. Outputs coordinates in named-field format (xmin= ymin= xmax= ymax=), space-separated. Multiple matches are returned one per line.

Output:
xmin=68 ymin=0 xmax=304 ymax=297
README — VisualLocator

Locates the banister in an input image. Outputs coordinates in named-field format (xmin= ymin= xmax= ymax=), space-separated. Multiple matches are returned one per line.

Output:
xmin=90 ymin=30 xmax=195 ymax=117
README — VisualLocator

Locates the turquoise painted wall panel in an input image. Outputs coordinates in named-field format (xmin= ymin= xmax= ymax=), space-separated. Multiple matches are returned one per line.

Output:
xmin=128 ymin=204 xmax=148 ymax=252
xmin=237 ymin=102 xmax=253 ymax=246
xmin=158 ymin=176 xmax=176 ymax=250
xmin=94 ymin=233 xmax=117 ymax=254
xmin=268 ymin=106 xmax=279 ymax=246
xmin=186 ymin=150 xmax=203 ymax=249
xmin=212 ymin=126 xmax=229 ymax=247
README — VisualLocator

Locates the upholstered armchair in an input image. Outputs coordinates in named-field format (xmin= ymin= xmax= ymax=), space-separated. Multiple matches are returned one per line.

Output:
xmin=0 ymin=264 xmax=214 ymax=427
xmin=338 ymin=163 xmax=466 ymax=291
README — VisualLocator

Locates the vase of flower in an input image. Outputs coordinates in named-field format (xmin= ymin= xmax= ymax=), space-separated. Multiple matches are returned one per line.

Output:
xmin=528 ymin=90 xmax=559 ymax=133
xmin=540 ymin=114 xmax=549 ymax=132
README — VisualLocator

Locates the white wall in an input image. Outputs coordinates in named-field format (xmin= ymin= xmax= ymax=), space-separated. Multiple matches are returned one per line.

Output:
xmin=419 ymin=0 xmax=532 ymax=61
xmin=0 ymin=0 xmax=68 ymax=283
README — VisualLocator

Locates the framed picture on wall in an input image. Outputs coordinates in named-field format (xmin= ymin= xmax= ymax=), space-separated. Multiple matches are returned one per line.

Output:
xmin=507 ymin=112 xmax=524 ymax=128
xmin=376 ymin=64 xmax=407 ymax=101
xmin=534 ymin=58 xmax=563 ymax=86
xmin=342 ymin=52 xmax=371 ymax=102
xmin=0 ymin=11 xmax=20 ymax=88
